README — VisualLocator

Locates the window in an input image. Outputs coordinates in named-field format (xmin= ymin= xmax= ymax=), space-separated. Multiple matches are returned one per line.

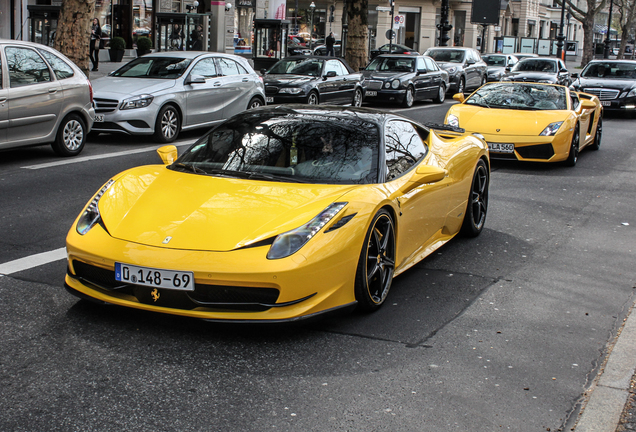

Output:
xmin=416 ymin=57 xmax=426 ymax=71
xmin=38 ymin=49 xmax=74 ymax=79
xmin=424 ymin=57 xmax=438 ymax=72
xmin=190 ymin=58 xmax=217 ymax=78
xmin=217 ymin=58 xmax=241 ymax=76
xmin=5 ymin=47 xmax=51 ymax=87
xmin=385 ymin=120 xmax=428 ymax=180
xmin=570 ymin=93 xmax=580 ymax=110
xmin=325 ymin=59 xmax=345 ymax=76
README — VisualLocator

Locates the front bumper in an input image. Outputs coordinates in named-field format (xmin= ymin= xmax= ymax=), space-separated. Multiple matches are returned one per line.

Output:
xmin=64 ymin=220 xmax=362 ymax=322
xmin=265 ymin=93 xmax=309 ymax=104
xmin=471 ymin=131 xmax=572 ymax=163
xmin=92 ymin=103 xmax=159 ymax=135
xmin=363 ymin=88 xmax=406 ymax=104
xmin=595 ymin=97 xmax=636 ymax=111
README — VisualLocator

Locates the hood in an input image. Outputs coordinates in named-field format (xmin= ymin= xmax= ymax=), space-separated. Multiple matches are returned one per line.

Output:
xmin=92 ymin=77 xmax=176 ymax=98
xmin=575 ymin=77 xmax=636 ymax=92
xmin=452 ymin=105 xmax=568 ymax=136
xmin=99 ymin=166 xmax=356 ymax=251
xmin=487 ymin=66 xmax=505 ymax=74
xmin=264 ymin=74 xmax=315 ymax=86
xmin=363 ymin=71 xmax=412 ymax=80
xmin=504 ymin=71 xmax=556 ymax=81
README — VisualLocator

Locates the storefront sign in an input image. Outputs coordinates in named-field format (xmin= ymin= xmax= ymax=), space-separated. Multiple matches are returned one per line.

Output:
xmin=237 ymin=0 xmax=254 ymax=7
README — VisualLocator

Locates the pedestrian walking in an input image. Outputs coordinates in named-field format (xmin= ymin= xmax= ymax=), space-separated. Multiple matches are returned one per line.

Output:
xmin=90 ymin=18 xmax=102 ymax=71
xmin=326 ymin=32 xmax=335 ymax=57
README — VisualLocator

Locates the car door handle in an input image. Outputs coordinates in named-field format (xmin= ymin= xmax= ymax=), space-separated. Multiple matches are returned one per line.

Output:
xmin=0 ymin=97 xmax=6 ymax=103
xmin=242 ymin=78 xmax=249 ymax=82
xmin=213 ymin=82 xmax=222 ymax=87
xmin=48 ymin=88 xmax=58 ymax=93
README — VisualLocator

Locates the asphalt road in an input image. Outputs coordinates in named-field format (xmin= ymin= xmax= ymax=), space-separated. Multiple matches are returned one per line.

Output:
xmin=1 ymin=100 xmax=635 ymax=431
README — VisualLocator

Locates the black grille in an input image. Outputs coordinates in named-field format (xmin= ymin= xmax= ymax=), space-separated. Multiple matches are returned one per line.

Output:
xmin=582 ymin=88 xmax=620 ymax=100
xmin=70 ymin=260 xmax=279 ymax=311
xmin=94 ymin=98 xmax=120 ymax=113
xmin=127 ymin=120 xmax=151 ymax=129
xmin=265 ymin=86 xmax=279 ymax=95
xmin=516 ymin=143 xmax=555 ymax=160
xmin=92 ymin=122 xmax=127 ymax=132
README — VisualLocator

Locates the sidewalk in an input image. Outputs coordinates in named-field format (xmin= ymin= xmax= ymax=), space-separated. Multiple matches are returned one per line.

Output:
xmin=87 ymin=57 xmax=131 ymax=81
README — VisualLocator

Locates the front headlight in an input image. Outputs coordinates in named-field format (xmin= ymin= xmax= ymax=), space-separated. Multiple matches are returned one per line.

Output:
xmin=446 ymin=114 xmax=459 ymax=128
xmin=279 ymin=87 xmax=304 ymax=94
xmin=267 ymin=202 xmax=347 ymax=259
xmin=391 ymin=79 xmax=400 ymax=89
xmin=539 ymin=122 xmax=563 ymax=136
xmin=76 ymin=179 xmax=115 ymax=235
xmin=120 ymin=94 xmax=154 ymax=110
xmin=446 ymin=67 xmax=458 ymax=74
xmin=627 ymin=88 xmax=636 ymax=97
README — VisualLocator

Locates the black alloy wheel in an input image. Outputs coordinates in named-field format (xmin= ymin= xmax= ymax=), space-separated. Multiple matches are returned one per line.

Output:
xmin=154 ymin=105 xmax=180 ymax=143
xmin=248 ymin=97 xmax=263 ymax=109
xmin=460 ymin=159 xmax=489 ymax=237
xmin=352 ymin=88 xmax=363 ymax=107
xmin=589 ymin=117 xmax=602 ymax=151
xmin=565 ymin=125 xmax=580 ymax=167
xmin=354 ymin=210 xmax=396 ymax=312
xmin=307 ymin=91 xmax=319 ymax=105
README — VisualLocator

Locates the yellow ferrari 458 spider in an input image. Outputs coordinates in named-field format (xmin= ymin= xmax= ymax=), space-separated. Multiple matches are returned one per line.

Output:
xmin=445 ymin=82 xmax=603 ymax=166
xmin=65 ymin=105 xmax=489 ymax=322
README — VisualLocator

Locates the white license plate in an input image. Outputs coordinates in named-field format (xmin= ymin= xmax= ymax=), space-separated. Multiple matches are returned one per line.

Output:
xmin=488 ymin=142 xmax=515 ymax=153
xmin=601 ymin=101 xmax=612 ymax=107
xmin=366 ymin=91 xmax=377 ymax=97
xmin=266 ymin=97 xmax=274 ymax=103
xmin=94 ymin=114 xmax=104 ymax=122
xmin=115 ymin=263 xmax=194 ymax=291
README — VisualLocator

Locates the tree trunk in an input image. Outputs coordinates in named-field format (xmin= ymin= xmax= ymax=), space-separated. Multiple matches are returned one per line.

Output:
xmin=344 ymin=0 xmax=368 ymax=72
xmin=580 ymin=16 xmax=596 ymax=67
xmin=55 ymin=0 xmax=95 ymax=76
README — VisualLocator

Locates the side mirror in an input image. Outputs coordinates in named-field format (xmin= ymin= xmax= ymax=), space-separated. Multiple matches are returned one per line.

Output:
xmin=359 ymin=67 xmax=366 ymax=71
xmin=260 ymin=68 xmax=268 ymax=75
xmin=453 ymin=93 xmax=466 ymax=102
xmin=580 ymin=99 xmax=596 ymax=110
xmin=560 ymin=68 xmax=568 ymax=73
xmin=185 ymin=75 xmax=206 ymax=85
xmin=571 ymin=73 xmax=579 ymax=79
xmin=400 ymin=165 xmax=448 ymax=193
xmin=467 ymin=59 xmax=476 ymax=65
xmin=417 ymin=68 xmax=427 ymax=75
xmin=324 ymin=70 xmax=337 ymax=78
xmin=157 ymin=145 xmax=178 ymax=165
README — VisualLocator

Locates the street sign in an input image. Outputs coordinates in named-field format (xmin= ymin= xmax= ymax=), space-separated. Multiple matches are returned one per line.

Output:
xmin=376 ymin=6 xmax=391 ymax=11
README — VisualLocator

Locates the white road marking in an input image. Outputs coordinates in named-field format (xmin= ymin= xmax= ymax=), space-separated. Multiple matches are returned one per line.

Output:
xmin=0 ymin=247 xmax=67 ymax=276
xmin=22 ymin=140 xmax=197 ymax=170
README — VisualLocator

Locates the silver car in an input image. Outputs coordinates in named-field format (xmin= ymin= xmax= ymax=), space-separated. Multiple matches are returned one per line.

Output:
xmin=91 ymin=52 xmax=266 ymax=143
xmin=0 ymin=39 xmax=94 ymax=156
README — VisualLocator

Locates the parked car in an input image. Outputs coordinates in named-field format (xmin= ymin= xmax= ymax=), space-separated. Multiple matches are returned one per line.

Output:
xmin=501 ymin=57 xmax=571 ymax=86
xmin=91 ymin=52 xmax=265 ymax=143
xmin=446 ymin=82 xmax=603 ymax=166
xmin=424 ymin=47 xmax=487 ymax=94
xmin=512 ymin=52 xmax=538 ymax=61
xmin=64 ymin=105 xmax=489 ymax=321
xmin=0 ymin=40 xmax=94 ymax=156
xmin=313 ymin=42 xmax=341 ymax=57
xmin=263 ymin=55 xmax=364 ymax=106
xmin=370 ymin=43 xmax=419 ymax=59
xmin=361 ymin=54 xmax=449 ymax=107
xmin=482 ymin=53 xmax=518 ymax=82
xmin=569 ymin=59 xmax=636 ymax=115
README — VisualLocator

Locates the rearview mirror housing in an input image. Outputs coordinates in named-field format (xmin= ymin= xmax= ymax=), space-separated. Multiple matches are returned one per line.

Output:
xmin=453 ymin=93 xmax=466 ymax=103
xmin=185 ymin=75 xmax=206 ymax=85
xmin=580 ymin=99 xmax=597 ymax=110
xmin=157 ymin=145 xmax=178 ymax=165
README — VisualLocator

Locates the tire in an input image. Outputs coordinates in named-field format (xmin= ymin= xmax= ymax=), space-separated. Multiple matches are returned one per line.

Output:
xmin=402 ymin=86 xmax=414 ymax=108
xmin=51 ymin=113 xmax=86 ymax=157
xmin=248 ymin=96 xmax=264 ymax=109
xmin=154 ymin=105 xmax=180 ymax=143
xmin=433 ymin=84 xmax=446 ymax=104
xmin=307 ymin=91 xmax=319 ymax=105
xmin=354 ymin=209 xmax=396 ymax=312
xmin=564 ymin=125 xmax=580 ymax=167
xmin=456 ymin=77 xmax=465 ymax=94
xmin=352 ymin=88 xmax=363 ymax=107
xmin=589 ymin=117 xmax=602 ymax=151
xmin=460 ymin=159 xmax=489 ymax=237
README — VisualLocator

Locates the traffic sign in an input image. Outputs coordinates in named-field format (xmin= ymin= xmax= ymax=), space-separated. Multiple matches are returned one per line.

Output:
xmin=376 ymin=6 xmax=391 ymax=11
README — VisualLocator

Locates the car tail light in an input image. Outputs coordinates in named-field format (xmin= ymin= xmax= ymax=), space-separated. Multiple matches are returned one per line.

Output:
xmin=404 ymin=51 xmax=413 ymax=55
xmin=88 ymin=79 xmax=93 ymax=103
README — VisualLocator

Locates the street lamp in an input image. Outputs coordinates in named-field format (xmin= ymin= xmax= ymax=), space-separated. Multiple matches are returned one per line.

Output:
xmin=185 ymin=0 xmax=199 ymax=13
xmin=556 ymin=0 xmax=566 ymax=60
xmin=604 ymin=0 xmax=614 ymax=59
xmin=309 ymin=2 xmax=315 ymax=51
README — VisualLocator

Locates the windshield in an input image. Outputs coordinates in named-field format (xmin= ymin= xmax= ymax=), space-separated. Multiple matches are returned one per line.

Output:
xmin=582 ymin=62 xmax=636 ymax=79
xmin=512 ymin=59 xmax=556 ymax=73
xmin=112 ymin=57 xmax=192 ymax=79
xmin=465 ymin=83 xmax=567 ymax=110
xmin=426 ymin=49 xmax=465 ymax=63
xmin=268 ymin=58 xmax=324 ymax=76
xmin=172 ymin=113 xmax=380 ymax=184
xmin=366 ymin=57 xmax=415 ymax=72
xmin=482 ymin=55 xmax=506 ymax=66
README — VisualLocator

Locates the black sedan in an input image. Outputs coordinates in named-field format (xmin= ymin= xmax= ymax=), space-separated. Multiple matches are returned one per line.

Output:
xmin=569 ymin=59 xmax=636 ymax=115
xmin=370 ymin=44 xmax=419 ymax=59
xmin=263 ymin=56 xmax=364 ymax=106
xmin=501 ymin=57 xmax=571 ymax=86
xmin=482 ymin=53 xmax=518 ymax=82
xmin=361 ymin=55 xmax=449 ymax=107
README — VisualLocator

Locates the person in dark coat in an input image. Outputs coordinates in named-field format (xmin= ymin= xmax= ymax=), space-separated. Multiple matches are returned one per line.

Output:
xmin=190 ymin=25 xmax=203 ymax=51
xmin=326 ymin=32 xmax=335 ymax=56
xmin=90 ymin=18 xmax=102 ymax=71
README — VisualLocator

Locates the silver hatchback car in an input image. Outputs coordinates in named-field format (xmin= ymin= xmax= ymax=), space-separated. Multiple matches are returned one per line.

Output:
xmin=91 ymin=52 xmax=266 ymax=143
xmin=0 ymin=39 xmax=94 ymax=156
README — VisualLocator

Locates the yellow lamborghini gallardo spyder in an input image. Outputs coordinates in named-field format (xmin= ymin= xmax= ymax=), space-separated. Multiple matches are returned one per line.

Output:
xmin=65 ymin=105 xmax=489 ymax=322
xmin=445 ymin=82 xmax=603 ymax=166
